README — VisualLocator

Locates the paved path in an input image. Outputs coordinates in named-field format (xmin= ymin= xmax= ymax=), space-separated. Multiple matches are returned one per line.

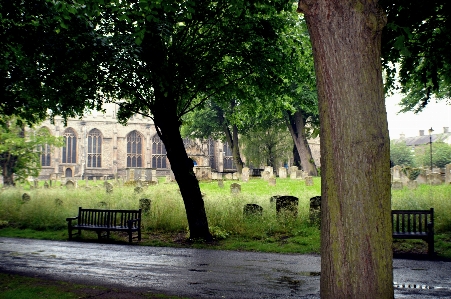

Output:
xmin=1 ymin=237 xmax=451 ymax=298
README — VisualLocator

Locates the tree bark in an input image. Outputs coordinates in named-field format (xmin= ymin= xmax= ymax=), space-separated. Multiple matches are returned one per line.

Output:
xmin=298 ymin=1 xmax=393 ymax=298
xmin=153 ymin=103 xmax=212 ymax=241
xmin=223 ymin=123 xmax=244 ymax=174
xmin=0 ymin=152 xmax=17 ymax=186
xmin=286 ymin=110 xmax=318 ymax=176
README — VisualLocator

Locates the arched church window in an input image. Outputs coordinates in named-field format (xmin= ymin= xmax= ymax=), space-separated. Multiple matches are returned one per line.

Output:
xmin=127 ymin=131 xmax=143 ymax=167
xmin=223 ymin=142 xmax=236 ymax=170
xmin=37 ymin=127 xmax=52 ymax=167
xmin=87 ymin=129 xmax=102 ymax=167
xmin=152 ymin=135 xmax=167 ymax=169
xmin=62 ymin=128 xmax=77 ymax=163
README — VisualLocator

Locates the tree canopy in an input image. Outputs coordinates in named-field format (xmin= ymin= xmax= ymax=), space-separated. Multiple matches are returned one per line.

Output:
xmin=381 ymin=0 xmax=451 ymax=112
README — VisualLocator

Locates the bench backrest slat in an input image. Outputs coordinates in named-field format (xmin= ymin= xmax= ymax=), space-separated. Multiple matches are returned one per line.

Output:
xmin=392 ymin=209 xmax=433 ymax=234
xmin=77 ymin=208 xmax=141 ymax=228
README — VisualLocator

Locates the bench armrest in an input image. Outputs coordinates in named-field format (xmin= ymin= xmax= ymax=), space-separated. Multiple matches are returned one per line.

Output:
xmin=66 ymin=216 xmax=78 ymax=224
xmin=127 ymin=218 xmax=141 ymax=228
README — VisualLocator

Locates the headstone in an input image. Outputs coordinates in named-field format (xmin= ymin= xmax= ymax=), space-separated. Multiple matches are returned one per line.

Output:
xmin=290 ymin=171 xmax=297 ymax=179
xmin=278 ymin=167 xmax=287 ymax=179
xmin=276 ymin=196 xmax=299 ymax=219
xmin=22 ymin=193 xmax=31 ymax=202
xmin=105 ymin=182 xmax=113 ymax=193
xmin=241 ymin=167 xmax=250 ymax=182
xmin=218 ymin=180 xmax=224 ymax=188
xmin=243 ymin=204 xmax=263 ymax=219
xmin=407 ymin=180 xmax=418 ymax=189
xmin=268 ymin=177 xmax=276 ymax=186
xmin=428 ymin=172 xmax=442 ymax=185
xmin=392 ymin=165 xmax=402 ymax=181
xmin=262 ymin=171 xmax=271 ymax=181
xmin=305 ymin=176 xmax=314 ymax=186
xmin=129 ymin=169 xmax=135 ymax=181
xmin=134 ymin=186 xmax=143 ymax=194
xmin=139 ymin=198 xmax=151 ymax=213
xmin=446 ymin=164 xmax=451 ymax=184
xmin=44 ymin=181 xmax=49 ymax=189
xmin=54 ymin=198 xmax=63 ymax=206
xmin=309 ymin=196 xmax=321 ymax=227
xmin=65 ymin=180 xmax=75 ymax=189
xmin=93 ymin=177 xmax=97 ymax=184
xmin=34 ymin=179 xmax=38 ymax=189
xmin=230 ymin=183 xmax=241 ymax=194
xmin=98 ymin=201 xmax=107 ymax=208
xmin=391 ymin=181 xmax=403 ymax=189
xmin=289 ymin=166 xmax=298 ymax=176
xmin=264 ymin=166 xmax=274 ymax=177
xmin=224 ymin=173 xmax=233 ymax=180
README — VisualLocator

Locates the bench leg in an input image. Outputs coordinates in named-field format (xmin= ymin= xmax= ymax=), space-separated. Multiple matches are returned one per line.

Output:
xmin=428 ymin=237 xmax=434 ymax=256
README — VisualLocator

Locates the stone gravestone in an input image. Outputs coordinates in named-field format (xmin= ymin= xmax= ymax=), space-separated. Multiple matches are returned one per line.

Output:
xmin=428 ymin=172 xmax=443 ymax=185
xmin=44 ymin=181 xmax=49 ymax=189
xmin=139 ymin=198 xmax=151 ymax=213
xmin=290 ymin=168 xmax=298 ymax=179
xmin=218 ymin=180 xmax=224 ymax=188
xmin=54 ymin=198 xmax=63 ymax=206
xmin=309 ymin=196 xmax=321 ymax=227
xmin=22 ymin=193 xmax=31 ymax=203
xmin=407 ymin=180 xmax=418 ymax=189
xmin=34 ymin=179 xmax=38 ymax=189
xmin=243 ymin=204 xmax=263 ymax=219
xmin=241 ymin=167 xmax=250 ymax=182
xmin=264 ymin=166 xmax=274 ymax=177
xmin=230 ymin=183 xmax=241 ymax=194
xmin=105 ymin=182 xmax=113 ymax=193
xmin=391 ymin=181 xmax=403 ymax=189
xmin=65 ymin=180 xmax=75 ymax=189
xmin=278 ymin=167 xmax=287 ymax=179
xmin=98 ymin=201 xmax=107 ymax=208
xmin=268 ymin=177 xmax=276 ymax=186
xmin=305 ymin=176 xmax=314 ymax=186
xmin=262 ymin=171 xmax=271 ymax=181
xmin=134 ymin=186 xmax=143 ymax=194
xmin=446 ymin=164 xmax=451 ymax=184
xmin=276 ymin=196 xmax=299 ymax=219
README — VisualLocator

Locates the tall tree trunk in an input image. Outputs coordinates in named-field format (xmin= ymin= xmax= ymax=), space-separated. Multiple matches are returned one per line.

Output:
xmin=0 ymin=152 xmax=17 ymax=186
xmin=223 ymin=123 xmax=244 ymax=174
xmin=298 ymin=1 xmax=393 ymax=298
xmin=153 ymin=104 xmax=212 ymax=241
xmin=286 ymin=110 xmax=318 ymax=176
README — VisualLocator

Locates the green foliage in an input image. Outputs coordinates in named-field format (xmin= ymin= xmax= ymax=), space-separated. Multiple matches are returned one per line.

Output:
xmin=390 ymin=140 xmax=415 ymax=166
xmin=420 ymin=142 xmax=451 ymax=168
xmin=0 ymin=117 xmax=63 ymax=185
xmin=381 ymin=0 xmax=451 ymax=112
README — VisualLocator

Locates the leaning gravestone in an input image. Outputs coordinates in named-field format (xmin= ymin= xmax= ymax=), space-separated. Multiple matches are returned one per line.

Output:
xmin=268 ymin=177 xmax=276 ymax=186
xmin=105 ymin=182 xmax=113 ymax=193
xmin=309 ymin=196 xmax=321 ymax=227
xmin=243 ymin=204 xmax=263 ymax=219
xmin=276 ymin=196 xmax=299 ymax=219
xmin=65 ymin=180 xmax=75 ymax=189
xmin=218 ymin=180 xmax=224 ymax=188
xmin=230 ymin=183 xmax=241 ymax=194
xmin=305 ymin=176 xmax=314 ymax=186
xmin=139 ymin=198 xmax=151 ymax=213
xmin=22 ymin=193 xmax=31 ymax=203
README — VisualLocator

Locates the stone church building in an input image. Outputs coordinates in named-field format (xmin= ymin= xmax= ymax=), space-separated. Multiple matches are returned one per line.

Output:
xmin=36 ymin=103 xmax=237 ymax=180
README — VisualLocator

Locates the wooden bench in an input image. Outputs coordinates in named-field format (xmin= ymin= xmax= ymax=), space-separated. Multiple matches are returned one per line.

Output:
xmin=392 ymin=208 xmax=434 ymax=255
xmin=66 ymin=207 xmax=142 ymax=243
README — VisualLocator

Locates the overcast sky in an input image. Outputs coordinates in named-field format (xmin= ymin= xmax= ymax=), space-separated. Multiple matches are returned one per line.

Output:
xmin=385 ymin=93 xmax=451 ymax=140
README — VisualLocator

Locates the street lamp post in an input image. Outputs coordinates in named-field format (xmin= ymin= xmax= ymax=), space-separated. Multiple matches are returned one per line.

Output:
xmin=429 ymin=127 xmax=434 ymax=172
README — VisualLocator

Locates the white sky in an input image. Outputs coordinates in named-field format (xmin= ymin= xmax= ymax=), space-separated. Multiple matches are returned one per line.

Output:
xmin=385 ymin=93 xmax=451 ymax=140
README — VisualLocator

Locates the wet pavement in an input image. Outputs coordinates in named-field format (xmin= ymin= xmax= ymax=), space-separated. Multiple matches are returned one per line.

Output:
xmin=1 ymin=237 xmax=451 ymax=298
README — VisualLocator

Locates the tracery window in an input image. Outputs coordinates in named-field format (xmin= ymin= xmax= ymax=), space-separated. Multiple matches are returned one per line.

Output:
xmin=223 ymin=142 xmax=236 ymax=170
xmin=127 ymin=131 xmax=143 ymax=167
xmin=152 ymin=135 xmax=167 ymax=169
xmin=62 ymin=128 xmax=77 ymax=163
xmin=37 ymin=127 xmax=51 ymax=167
xmin=87 ymin=129 xmax=102 ymax=167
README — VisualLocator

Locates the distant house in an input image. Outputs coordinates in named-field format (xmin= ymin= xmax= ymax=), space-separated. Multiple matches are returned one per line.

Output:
xmin=392 ymin=127 xmax=451 ymax=146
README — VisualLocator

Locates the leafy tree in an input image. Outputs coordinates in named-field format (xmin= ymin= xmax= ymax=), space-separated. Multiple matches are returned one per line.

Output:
xmin=381 ymin=0 xmax=451 ymax=112
xmin=0 ymin=117 xmax=63 ymax=186
xmin=241 ymin=121 xmax=293 ymax=168
xmin=390 ymin=141 xmax=415 ymax=166
xmin=421 ymin=142 xmax=451 ymax=169
xmin=297 ymin=0 xmax=393 ymax=297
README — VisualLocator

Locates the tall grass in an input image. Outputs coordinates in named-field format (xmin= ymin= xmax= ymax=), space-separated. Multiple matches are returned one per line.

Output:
xmin=1 ymin=178 xmax=450 ymax=238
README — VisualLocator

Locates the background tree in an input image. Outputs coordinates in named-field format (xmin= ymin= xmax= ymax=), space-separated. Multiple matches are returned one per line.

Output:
xmin=297 ymin=0 xmax=393 ymax=298
xmin=241 ymin=121 xmax=293 ymax=168
xmin=390 ymin=140 xmax=415 ymax=166
xmin=0 ymin=117 xmax=63 ymax=186
xmin=381 ymin=0 xmax=451 ymax=112
xmin=419 ymin=142 xmax=451 ymax=169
